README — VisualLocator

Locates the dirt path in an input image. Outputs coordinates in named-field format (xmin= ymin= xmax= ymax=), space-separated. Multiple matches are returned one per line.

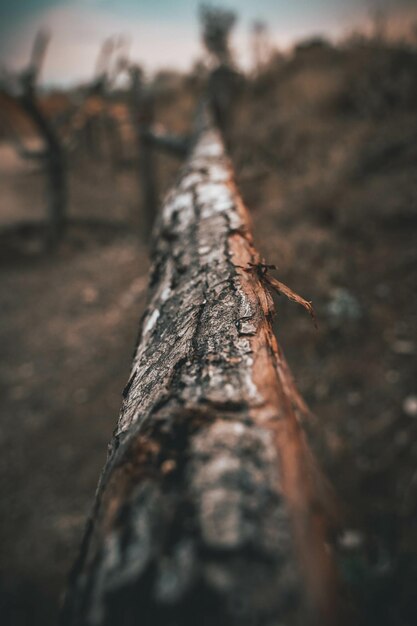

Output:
xmin=0 ymin=233 xmax=148 ymax=625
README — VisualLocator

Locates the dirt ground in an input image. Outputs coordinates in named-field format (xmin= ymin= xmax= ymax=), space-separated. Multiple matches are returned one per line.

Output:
xmin=0 ymin=40 xmax=416 ymax=625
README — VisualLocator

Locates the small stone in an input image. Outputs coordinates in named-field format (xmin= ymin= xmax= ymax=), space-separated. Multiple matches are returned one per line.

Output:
xmin=391 ymin=340 xmax=415 ymax=355
xmin=161 ymin=459 xmax=177 ymax=475
xmin=326 ymin=288 xmax=362 ymax=323
xmin=82 ymin=286 xmax=99 ymax=304
xmin=403 ymin=396 xmax=417 ymax=418
xmin=338 ymin=529 xmax=364 ymax=550
xmin=385 ymin=370 xmax=400 ymax=384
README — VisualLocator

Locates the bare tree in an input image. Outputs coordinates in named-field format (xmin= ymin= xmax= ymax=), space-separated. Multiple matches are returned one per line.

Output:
xmin=113 ymin=46 xmax=189 ymax=242
xmin=80 ymin=37 xmax=124 ymax=159
xmin=251 ymin=20 xmax=272 ymax=72
xmin=199 ymin=4 xmax=237 ymax=66
xmin=0 ymin=30 xmax=67 ymax=245
xmin=199 ymin=5 xmax=243 ymax=138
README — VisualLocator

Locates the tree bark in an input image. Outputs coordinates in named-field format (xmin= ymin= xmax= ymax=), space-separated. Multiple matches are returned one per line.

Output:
xmin=62 ymin=111 xmax=342 ymax=626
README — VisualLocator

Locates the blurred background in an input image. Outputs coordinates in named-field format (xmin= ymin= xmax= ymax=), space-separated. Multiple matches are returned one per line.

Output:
xmin=0 ymin=1 xmax=417 ymax=625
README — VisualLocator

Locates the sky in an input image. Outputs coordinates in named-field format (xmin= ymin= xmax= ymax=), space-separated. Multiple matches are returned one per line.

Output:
xmin=0 ymin=0 xmax=416 ymax=85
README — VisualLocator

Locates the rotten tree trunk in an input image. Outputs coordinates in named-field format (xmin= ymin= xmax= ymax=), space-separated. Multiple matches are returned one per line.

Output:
xmin=62 ymin=112 xmax=341 ymax=626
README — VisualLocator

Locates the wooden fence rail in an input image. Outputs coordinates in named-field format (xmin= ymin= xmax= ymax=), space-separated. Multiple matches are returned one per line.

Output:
xmin=62 ymin=108 xmax=342 ymax=626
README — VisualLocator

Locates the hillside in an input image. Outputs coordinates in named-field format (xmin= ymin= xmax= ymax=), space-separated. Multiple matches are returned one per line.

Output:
xmin=0 ymin=38 xmax=416 ymax=625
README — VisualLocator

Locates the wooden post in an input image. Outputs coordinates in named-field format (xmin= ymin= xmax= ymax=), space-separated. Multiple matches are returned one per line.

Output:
xmin=62 ymin=109 xmax=342 ymax=626
xmin=206 ymin=63 xmax=244 ymax=144
xmin=130 ymin=66 xmax=158 ymax=242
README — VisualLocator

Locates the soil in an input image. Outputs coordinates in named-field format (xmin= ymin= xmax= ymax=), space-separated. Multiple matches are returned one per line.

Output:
xmin=0 ymin=40 xmax=416 ymax=626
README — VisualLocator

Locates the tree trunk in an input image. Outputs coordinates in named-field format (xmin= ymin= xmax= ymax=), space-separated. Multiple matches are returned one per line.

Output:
xmin=62 ymin=112 xmax=342 ymax=626
xmin=130 ymin=69 xmax=158 ymax=242
xmin=20 ymin=92 xmax=66 ymax=244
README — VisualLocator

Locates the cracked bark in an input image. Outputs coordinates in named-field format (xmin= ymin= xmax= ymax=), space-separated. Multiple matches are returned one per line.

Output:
xmin=62 ymin=113 xmax=342 ymax=626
